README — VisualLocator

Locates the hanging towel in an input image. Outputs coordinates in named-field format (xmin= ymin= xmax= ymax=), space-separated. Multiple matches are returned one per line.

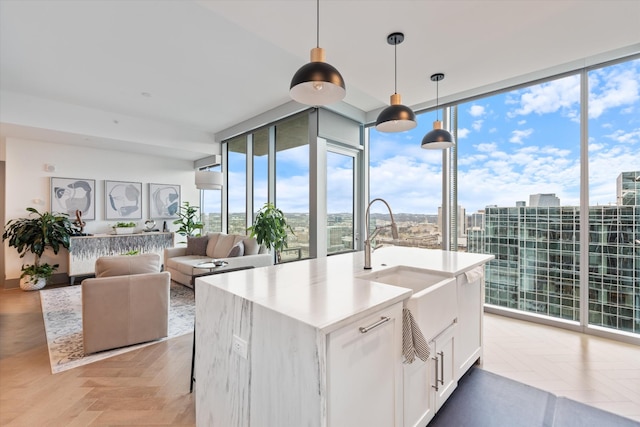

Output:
xmin=464 ymin=266 xmax=484 ymax=283
xmin=402 ymin=308 xmax=430 ymax=364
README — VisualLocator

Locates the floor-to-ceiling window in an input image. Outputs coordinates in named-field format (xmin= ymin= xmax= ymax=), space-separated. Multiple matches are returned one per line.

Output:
xmin=253 ymin=128 xmax=269 ymax=222
xmin=368 ymin=110 xmax=442 ymax=248
xmin=275 ymin=114 xmax=310 ymax=261
xmin=460 ymin=73 xmax=582 ymax=320
xmin=227 ymin=135 xmax=247 ymax=235
xmin=327 ymin=146 xmax=355 ymax=254
xmin=201 ymin=165 xmax=222 ymax=233
xmin=367 ymin=55 xmax=639 ymax=339
xmin=587 ymin=59 xmax=640 ymax=334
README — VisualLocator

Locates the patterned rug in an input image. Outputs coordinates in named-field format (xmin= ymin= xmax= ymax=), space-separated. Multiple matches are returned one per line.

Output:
xmin=40 ymin=283 xmax=194 ymax=374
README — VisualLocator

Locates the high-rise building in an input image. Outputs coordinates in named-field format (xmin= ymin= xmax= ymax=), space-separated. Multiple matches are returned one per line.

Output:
xmin=438 ymin=205 xmax=467 ymax=237
xmin=617 ymin=171 xmax=640 ymax=206
xmin=468 ymin=172 xmax=640 ymax=334
xmin=529 ymin=193 xmax=560 ymax=207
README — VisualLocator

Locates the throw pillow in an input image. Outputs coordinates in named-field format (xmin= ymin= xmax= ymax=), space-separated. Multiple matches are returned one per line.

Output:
xmin=227 ymin=241 xmax=244 ymax=258
xmin=242 ymin=237 xmax=260 ymax=255
xmin=186 ymin=235 xmax=209 ymax=256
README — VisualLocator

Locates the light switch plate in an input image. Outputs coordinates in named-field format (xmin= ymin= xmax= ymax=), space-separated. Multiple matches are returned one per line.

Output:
xmin=232 ymin=335 xmax=248 ymax=359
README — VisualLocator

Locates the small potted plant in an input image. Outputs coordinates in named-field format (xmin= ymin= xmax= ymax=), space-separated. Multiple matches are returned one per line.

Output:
xmin=247 ymin=202 xmax=294 ymax=263
xmin=113 ymin=221 xmax=137 ymax=234
xmin=173 ymin=202 xmax=203 ymax=237
xmin=2 ymin=207 xmax=74 ymax=291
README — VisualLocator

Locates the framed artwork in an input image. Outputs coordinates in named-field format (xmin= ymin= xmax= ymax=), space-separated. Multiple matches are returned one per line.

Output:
xmin=51 ymin=177 xmax=96 ymax=220
xmin=149 ymin=183 xmax=181 ymax=219
xmin=105 ymin=180 xmax=142 ymax=220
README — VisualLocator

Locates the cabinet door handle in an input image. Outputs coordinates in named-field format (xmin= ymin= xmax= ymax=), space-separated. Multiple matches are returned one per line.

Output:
xmin=438 ymin=351 xmax=444 ymax=385
xmin=432 ymin=355 xmax=439 ymax=391
xmin=359 ymin=316 xmax=390 ymax=333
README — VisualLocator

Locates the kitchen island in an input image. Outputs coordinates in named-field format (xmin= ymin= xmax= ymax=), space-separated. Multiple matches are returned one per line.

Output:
xmin=194 ymin=247 xmax=493 ymax=427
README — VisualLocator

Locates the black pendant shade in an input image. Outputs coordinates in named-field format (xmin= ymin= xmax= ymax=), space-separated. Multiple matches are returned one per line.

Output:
xmin=375 ymin=32 xmax=416 ymax=133
xmin=421 ymin=121 xmax=454 ymax=149
xmin=290 ymin=47 xmax=346 ymax=106
xmin=376 ymin=93 xmax=417 ymax=132
xmin=289 ymin=0 xmax=346 ymax=106
xmin=422 ymin=73 xmax=455 ymax=149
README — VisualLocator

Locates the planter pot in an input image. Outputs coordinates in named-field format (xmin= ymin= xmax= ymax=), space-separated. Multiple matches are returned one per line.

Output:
xmin=114 ymin=227 xmax=135 ymax=235
xmin=20 ymin=276 xmax=46 ymax=291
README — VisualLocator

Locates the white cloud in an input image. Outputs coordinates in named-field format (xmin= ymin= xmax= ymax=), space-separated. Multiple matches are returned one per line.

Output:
xmin=509 ymin=128 xmax=533 ymax=144
xmin=472 ymin=120 xmax=484 ymax=131
xmin=475 ymin=142 xmax=497 ymax=152
xmin=605 ymin=128 xmax=640 ymax=144
xmin=469 ymin=105 xmax=486 ymax=117
xmin=508 ymin=75 xmax=580 ymax=118
xmin=457 ymin=128 xmax=470 ymax=139
xmin=458 ymin=154 xmax=488 ymax=166
xmin=368 ymin=155 xmax=443 ymax=213
xmin=517 ymin=120 xmax=527 ymax=125
xmin=589 ymin=67 xmax=640 ymax=119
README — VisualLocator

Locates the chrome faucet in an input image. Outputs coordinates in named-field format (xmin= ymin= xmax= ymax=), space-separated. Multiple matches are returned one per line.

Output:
xmin=364 ymin=198 xmax=399 ymax=269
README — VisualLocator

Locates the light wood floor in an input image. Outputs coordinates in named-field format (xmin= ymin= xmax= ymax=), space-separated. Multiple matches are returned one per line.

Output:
xmin=482 ymin=313 xmax=640 ymax=423
xmin=1 ymin=286 xmax=638 ymax=426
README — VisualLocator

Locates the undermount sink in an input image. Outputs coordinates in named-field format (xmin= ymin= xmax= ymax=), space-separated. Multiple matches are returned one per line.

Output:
xmin=358 ymin=265 xmax=451 ymax=292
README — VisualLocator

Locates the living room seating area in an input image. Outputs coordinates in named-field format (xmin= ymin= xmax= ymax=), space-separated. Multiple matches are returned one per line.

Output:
xmin=164 ymin=232 xmax=273 ymax=287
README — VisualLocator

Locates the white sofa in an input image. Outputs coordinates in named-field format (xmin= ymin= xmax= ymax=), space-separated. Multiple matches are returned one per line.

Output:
xmin=164 ymin=232 xmax=273 ymax=287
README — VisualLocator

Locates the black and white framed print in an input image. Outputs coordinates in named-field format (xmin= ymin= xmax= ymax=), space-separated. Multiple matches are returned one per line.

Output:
xmin=149 ymin=183 xmax=180 ymax=219
xmin=105 ymin=180 xmax=143 ymax=220
xmin=51 ymin=177 xmax=96 ymax=220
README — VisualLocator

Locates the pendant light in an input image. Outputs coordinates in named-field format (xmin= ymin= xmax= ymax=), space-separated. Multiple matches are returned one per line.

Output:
xmin=421 ymin=73 xmax=454 ymax=149
xmin=375 ymin=32 xmax=416 ymax=133
xmin=195 ymin=170 xmax=223 ymax=190
xmin=289 ymin=0 xmax=345 ymax=106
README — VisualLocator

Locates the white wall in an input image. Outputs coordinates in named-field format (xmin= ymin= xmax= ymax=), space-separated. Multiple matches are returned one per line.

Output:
xmin=3 ymin=137 xmax=200 ymax=284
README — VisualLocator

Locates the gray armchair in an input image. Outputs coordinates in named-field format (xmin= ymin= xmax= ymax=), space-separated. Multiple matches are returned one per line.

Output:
xmin=81 ymin=253 xmax=170 ymax=354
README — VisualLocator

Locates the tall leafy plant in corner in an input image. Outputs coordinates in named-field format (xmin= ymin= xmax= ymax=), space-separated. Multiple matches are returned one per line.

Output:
xmin=2 ymin=207 xmax=74 ymax=290
xmin=173 ymin=201 xmax=203 ymax=237
xmin=248 ymin=202 xmax=294 ymax=263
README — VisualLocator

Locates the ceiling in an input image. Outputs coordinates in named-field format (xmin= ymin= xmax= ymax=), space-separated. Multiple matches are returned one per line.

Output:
xmin=1 ymin=0 xmax=639 ymax=160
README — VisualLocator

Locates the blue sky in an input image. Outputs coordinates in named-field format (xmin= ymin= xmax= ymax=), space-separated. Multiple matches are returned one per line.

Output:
xmin=369 ymin=58 xmax=640 ymax=214
xmin=222 ymin=58 xmax=639 ymax=216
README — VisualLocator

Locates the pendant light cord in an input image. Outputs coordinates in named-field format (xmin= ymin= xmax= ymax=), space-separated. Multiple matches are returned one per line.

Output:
xmin=436 ymin=79 xmax=439 ymax=121
xmin=394 ymin=42 xmax=398 ymax=94
xmin=316 ymin=0 xmax=320 ymax=48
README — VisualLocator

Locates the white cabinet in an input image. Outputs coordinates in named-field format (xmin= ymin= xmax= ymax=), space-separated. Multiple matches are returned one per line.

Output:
xmin=403 ymin=323 xmax=457 ymax=427
xmin=455 ymin=269 xmax=484 ymax=378
xmin=403 ymin=348 xmax=435 ymax=426
xmin=328 ymin=302 xmax=404 ymax=427
xmin=431 ymin=324 xmax=457 ymax=410
xmin=403 ymin=267 xmax=485 ymax=427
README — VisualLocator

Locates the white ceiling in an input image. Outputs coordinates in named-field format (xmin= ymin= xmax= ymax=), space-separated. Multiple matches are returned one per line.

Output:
xmin=1 ymin=0 xmax=639 ymax=160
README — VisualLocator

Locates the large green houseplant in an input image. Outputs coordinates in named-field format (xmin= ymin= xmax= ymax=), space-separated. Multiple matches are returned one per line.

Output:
xmin=247 ymin=202 xmax=294 ymax=263
xmin=173 ymin=201 xmax=203 ymax=237
xmin=2 ymin=207 xmax=74 ymax=290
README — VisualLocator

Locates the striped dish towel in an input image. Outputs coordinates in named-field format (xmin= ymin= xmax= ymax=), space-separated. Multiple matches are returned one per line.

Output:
xmin=402 ymin=308 xmax=430 ymax=364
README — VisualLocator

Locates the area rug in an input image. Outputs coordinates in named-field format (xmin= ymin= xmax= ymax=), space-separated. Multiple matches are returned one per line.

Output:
xmin=40 ymin=283 xmax=194 ymax=374
xmin=429 ymin=367 xmax=639 ymax=427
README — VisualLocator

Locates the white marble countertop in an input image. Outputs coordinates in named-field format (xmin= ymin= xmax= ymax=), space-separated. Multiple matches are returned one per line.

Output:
xmin=196 ymin=247 xmax=493 ymax=334
xmin=367 ymin=246 xmax=495 ymax=277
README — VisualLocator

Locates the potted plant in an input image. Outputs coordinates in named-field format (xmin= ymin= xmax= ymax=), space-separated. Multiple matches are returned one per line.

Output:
xmin=2 ymin=207 xmax=74 ymax=291
xmin=173 ymin=201 xmax=203 ymax=237
xmin=247 ymin=202 xmax=294 ymax=263
xmin=113 ymin=221 xmax=136 ymax=235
